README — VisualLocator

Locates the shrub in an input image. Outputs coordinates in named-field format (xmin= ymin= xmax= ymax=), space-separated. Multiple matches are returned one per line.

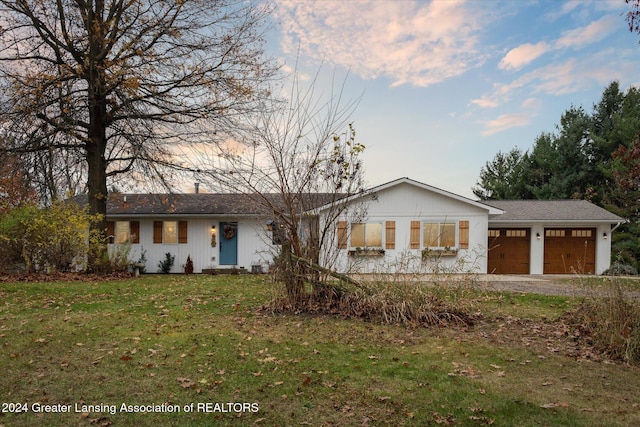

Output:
xmin=602 ymin=262 xmax=638 ymax=276
xmin=184 ymin=255 xmax=194 ymax=274
xmin=0 ymin=201 xmax=98 ymax=273
xmin=158 ymin=252 xmax=175 ymax=274
xmin=568 ymin=277 xmax=640 ymax=365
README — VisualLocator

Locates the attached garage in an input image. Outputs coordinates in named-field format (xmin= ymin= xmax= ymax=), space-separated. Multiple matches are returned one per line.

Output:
xmin=485 ymin=200 xmax=623 ymax=275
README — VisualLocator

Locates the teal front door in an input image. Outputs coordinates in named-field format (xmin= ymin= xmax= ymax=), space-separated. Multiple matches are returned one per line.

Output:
xmin=219 ymin=222 xmax=238 ymax=265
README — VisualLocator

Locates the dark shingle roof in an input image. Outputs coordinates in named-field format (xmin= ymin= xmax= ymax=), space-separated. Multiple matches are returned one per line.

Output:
xmin=71 ymin=193 xmax=342 ymax=216
xmin=483 ymin=200 xmax=624 ymax=222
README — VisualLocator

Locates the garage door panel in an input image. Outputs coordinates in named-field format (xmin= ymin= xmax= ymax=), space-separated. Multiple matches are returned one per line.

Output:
xmin=488 ymin=229 xmax=530 ymax=274
xmin=543 ymin=228 xmax=595 ymax=274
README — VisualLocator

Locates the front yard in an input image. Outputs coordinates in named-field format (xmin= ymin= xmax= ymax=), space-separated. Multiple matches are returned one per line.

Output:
xmin=0 ymin=274 xmax=639 ymax=426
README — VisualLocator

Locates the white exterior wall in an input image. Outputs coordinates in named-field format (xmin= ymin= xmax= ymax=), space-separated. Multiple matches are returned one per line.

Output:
xmin=329 ymin=182 xmax=492 ymax=274
xmin=109 ymin=217 xmax=275 ymax=273
xmin=490 ymin=222 xmax=614 ymax=275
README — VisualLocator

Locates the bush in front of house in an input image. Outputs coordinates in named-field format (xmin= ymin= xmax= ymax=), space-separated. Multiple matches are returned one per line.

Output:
xmin=0 ymin=201 xmax=98 ymax=273
xmin=158 ymin=252 xmax=175 ymax=273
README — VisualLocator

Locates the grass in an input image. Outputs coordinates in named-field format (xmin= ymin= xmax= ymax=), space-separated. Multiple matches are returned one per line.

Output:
xmin=1 ymin=274 xmax=639 ymax=426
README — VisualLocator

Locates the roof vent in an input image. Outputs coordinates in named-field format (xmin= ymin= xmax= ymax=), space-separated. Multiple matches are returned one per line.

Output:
xmin=195 ymin=182 xmax=200 ymax=194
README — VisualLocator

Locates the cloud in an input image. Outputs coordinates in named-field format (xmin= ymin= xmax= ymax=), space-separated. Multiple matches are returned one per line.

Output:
xmin=482 ymin=113 xmax=532 ymax=136
xmin=498 ymin=42 xmax=550 ymax=71
xmin=481 ymin=98 xmax=540 ymax=135
xmin=554 ymin=15 xmax=619 ymax=49
xmin=274 ymin=0 xmax=489 ymax=88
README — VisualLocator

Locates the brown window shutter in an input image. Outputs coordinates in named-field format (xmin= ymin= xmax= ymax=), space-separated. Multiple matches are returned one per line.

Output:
xmin=107 ymin=221 xmax=115 ymax=244
xmin=337 ymin=221 xmax=348 ymax=249
xmin=385 ymin=221 xmax=395 ymax=249
xmin=459 ymin=221 xmax=469 ymax=249
xmin=130 ymin=221 xmax=140 ymax=244
xmin=410 ymin=221 xmax=420 ymax=249
xmin=178 ymin=221 xmax=188 ymax=244
xmin=153 ymin=221 xmax=163 ymax=244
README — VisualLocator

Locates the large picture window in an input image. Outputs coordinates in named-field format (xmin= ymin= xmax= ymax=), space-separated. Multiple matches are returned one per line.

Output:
xmin=351 ymin=222 xmax=383 ymax=248
xmin=423 ymin=222 xmax=455 ymax=248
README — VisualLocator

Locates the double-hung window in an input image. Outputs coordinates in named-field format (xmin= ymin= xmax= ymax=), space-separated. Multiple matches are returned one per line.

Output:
xmin=107 ymin=221 xmax=140 ymax=244
xmin=350 ymin=222 xmax=383 ymax=248
xmin=153 ymin=220 xmax=188 ymax=244
xmin=423 ymin=222 xmax=456 ymax=248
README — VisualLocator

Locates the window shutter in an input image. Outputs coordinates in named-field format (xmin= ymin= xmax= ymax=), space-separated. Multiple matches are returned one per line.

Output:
xmin=130 ymin=221 xmax=140 ymax=244
xmin=337 ymin=221 xmax=348 ymax=249
xmin=385 ymin=221 xmax=396 ymax=249
xmin=178 ymin=221 xmax=188 ymax=244
xmin=459 ymin=221 xmax=469 ymax=249
xmin=410 ymin=221 xmax=420 ymax=249
xmin=153 ymin=221 xmax=163 ymax=244
xmin=107 ymin=221 xmax=115 ymax=244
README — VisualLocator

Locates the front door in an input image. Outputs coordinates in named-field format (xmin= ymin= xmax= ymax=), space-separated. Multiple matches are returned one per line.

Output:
xmin=219 ymin=222 xmax=238 ymax=265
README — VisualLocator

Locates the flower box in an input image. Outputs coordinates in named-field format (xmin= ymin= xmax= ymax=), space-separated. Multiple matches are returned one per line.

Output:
xmin=348 ymin=248 xmax=385 ymax=257
xmin=422 ymin=248 xmax=458 ymax=259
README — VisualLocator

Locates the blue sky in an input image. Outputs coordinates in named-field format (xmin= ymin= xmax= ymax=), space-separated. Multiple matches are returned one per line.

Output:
xmin=265 ymin=0 xmax=640 ymax=198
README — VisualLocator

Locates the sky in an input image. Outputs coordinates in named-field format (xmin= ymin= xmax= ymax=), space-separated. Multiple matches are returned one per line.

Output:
xmin=264 ymin=0 xmax=640 ymax=198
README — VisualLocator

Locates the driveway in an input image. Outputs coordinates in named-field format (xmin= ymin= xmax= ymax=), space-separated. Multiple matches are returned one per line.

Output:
xmin=479 ymin=274 xmax=640 ymax=297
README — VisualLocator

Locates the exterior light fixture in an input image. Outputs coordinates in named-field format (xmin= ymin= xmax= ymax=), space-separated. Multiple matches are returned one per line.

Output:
xmin=603 ymin=232 xmax=608 ymax=239
xmin=536 ymin=232 xmax=541 ymax=240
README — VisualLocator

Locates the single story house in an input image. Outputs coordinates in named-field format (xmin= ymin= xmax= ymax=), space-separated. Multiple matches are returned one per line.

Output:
xmin=98 ymin=177 xmax=624 ymax=275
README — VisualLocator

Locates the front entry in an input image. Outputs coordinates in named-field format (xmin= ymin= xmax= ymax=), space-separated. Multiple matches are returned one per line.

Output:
xmin=219 ymin=222 xmax=238 ymax=265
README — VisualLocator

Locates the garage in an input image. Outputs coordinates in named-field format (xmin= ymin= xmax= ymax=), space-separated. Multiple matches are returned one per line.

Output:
xmin=487 ymin=228 xmax=530 ymax=274
xmin=543 ymin=228 xmax=596 ymax=274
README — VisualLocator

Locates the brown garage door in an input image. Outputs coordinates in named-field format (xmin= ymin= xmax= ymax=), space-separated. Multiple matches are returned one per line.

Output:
xmin=544 ymin=228 xmax=596 ymax=274
xmin=487 ymin=229 xmax=530 ymax=274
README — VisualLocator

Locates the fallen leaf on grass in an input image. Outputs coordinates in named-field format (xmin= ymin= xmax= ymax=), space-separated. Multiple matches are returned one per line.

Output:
xmin=177 ymin=377 xmax=195 ymax=388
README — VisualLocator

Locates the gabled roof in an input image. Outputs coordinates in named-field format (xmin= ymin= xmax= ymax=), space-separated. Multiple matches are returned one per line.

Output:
xmin=312 ymin=177 xmax=504 ymax=214
xmin=71 ymin=193 xmax=340 ymax=217
xmin=484 ymin=200 xmax=624 ymax=223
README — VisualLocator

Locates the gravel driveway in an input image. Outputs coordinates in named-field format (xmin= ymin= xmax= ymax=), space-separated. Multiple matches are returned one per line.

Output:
xmin=479 ymin=274 xmax=640 ymax=297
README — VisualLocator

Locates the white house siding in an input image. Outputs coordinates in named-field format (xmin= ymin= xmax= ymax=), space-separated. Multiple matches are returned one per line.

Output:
xmin=109 ymin=217 xmax=275 ymax=273
xmin=329 ymin=182 xmax=492 ymax=274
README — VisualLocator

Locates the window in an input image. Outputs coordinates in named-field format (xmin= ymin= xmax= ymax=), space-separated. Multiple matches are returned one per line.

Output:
xmin=423 ymin=222 xmax=455 ymax=248
xmin=164 ymin=221 xmax=178 ymax=244
xmin=506 ymin=229 xmax=527 ymax=237
xmin=351 ymin=222 xmax=382 ymax=248
xmin=546 ymin=229 xmax=565 ymax=237
xmin=572 ymin=229 xmax=592 ymax=237
xmin=153 ymin=220 xmax=188 ymax=244
xmin=115 ymin=221 xmax=130 ymax=244
xmin=107 ymin=221 xmax=139 ymax=244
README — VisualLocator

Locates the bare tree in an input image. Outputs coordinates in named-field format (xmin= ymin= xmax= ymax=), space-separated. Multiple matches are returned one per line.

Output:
xmin=204 ymin=67 xmax=366 ymax=303
xmin=0 ymin=0 xmax=278 ymax=268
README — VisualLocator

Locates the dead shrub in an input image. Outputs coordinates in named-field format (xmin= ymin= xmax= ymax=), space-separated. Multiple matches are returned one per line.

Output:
xmin=567 ymin=277 xmax=640 ymax=365
xmin=266 ymin=275 xmax=481 ymax=327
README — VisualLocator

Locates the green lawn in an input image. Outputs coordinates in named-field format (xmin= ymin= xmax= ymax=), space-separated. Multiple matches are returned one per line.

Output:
xmin=1 ymin=274 xmax=639 ymax=426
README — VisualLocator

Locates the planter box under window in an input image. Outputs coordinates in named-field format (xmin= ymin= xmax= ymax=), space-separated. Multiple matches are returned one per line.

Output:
xmin=348 ymin=248 xmax=385 ymax=257
xmin=422 ymin=248 xmax=458 ymax=259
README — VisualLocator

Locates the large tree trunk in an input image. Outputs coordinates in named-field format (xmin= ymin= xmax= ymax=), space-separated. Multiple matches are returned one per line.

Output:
xmin=86 ymin=70 xmax=109 ymax=271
